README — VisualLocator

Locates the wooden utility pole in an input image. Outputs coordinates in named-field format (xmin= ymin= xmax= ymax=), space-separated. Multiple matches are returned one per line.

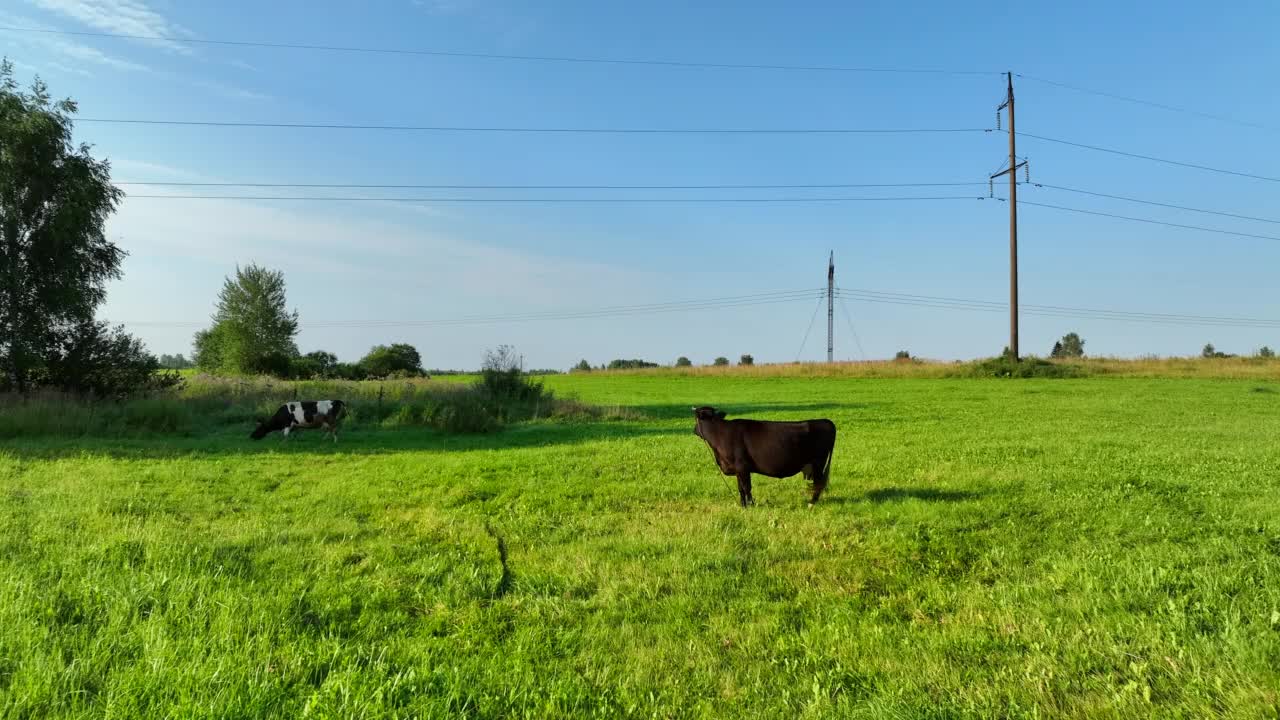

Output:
xmin=990 ymin=72 xmax=1027 ymax=361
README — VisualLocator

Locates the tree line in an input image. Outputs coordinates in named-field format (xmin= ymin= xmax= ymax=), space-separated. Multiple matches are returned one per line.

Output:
xmin=571 ymin=354 xmax=755 ymax=372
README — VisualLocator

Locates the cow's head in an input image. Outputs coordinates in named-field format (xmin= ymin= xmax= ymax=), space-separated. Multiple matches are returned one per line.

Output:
xmin=692 ymin=405 xmax=727 ymax=438
xmin=249 ymin=418 xmax=271 ymax=440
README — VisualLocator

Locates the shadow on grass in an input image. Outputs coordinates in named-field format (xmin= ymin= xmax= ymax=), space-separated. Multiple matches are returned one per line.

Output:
xmin=817 ymin=487 xmax=983 ymax=505
xmin=0 ymin=422 xmax=685 ymax=461
xmin=0 ymin=394 xmax=901 ymax=461
xmin=0 ymin=400 xmax=887 ymax=461
xmin=633 ymin=402 xmax=881 ymax=421
xmin=861 ymin=487 xmax=982 ymax=503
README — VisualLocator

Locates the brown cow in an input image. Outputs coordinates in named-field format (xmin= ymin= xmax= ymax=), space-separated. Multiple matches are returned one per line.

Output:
xmin=692 ymin=406 xmax=836 ymax=507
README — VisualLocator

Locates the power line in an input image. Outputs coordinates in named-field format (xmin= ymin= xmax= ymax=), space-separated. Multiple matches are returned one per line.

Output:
xmin=795 ymin=296 xmax=826 ymax=362
xmin=115 ymin=282 xmax=1280 ymax=331
xmin=116 ymin=180 xmax=990 ymax=190
xmin=1031 ymin=183 xmax=1280 ymax=225
xmin=79 ymin=118 xmax=994 ymax=135
xmin=0 ymin=26 xmax=999 ymax=76
xmin=1002 ymin=198 xmax=1280 ymax=243
xmin=836 ymin=299 xmax=867 ymax=361
xmin=116 ymin=288 xmax=827 ymax=328
xmin=123 ymin=194 xmax=989 ymax=203
xmin=112 ymin=181 xmax=1276 ymax=226
xmin=1015 ymin=74 xmax=1274 ymax=131
xmin=837 ymin=287 xmax=1280 ymax=329
xmin=842 ymin=287 xmax=1280 ymax=325
xmin=836 ymin=295 xmax=1280 ymax=330
xmin=1019 ymin=133 xmax=1280 ymax=183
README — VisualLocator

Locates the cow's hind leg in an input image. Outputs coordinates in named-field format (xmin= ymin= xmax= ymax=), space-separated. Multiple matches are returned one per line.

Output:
xmin=809 ymin=453 xmax=832 ymax=506
xmin=736 ymin=472 xmax=754 ymax=508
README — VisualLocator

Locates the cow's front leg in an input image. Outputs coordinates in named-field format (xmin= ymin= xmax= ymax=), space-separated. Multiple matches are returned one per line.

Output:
xmin=736 ymin=472 xmax=754 ymax=508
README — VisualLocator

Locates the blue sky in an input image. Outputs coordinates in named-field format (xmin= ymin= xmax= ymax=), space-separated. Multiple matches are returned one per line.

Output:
xmin=4 ymin=0 xmax=1278 ymax=368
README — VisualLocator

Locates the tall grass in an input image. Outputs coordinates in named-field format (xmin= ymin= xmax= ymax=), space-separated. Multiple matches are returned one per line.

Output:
xmin=4 ymin=376 xmax=1278 ymax=717
xmin=590 ymin=356 xmax=1280 ymax=380
xmin=0 ymin=373 xmax=638 ymax=439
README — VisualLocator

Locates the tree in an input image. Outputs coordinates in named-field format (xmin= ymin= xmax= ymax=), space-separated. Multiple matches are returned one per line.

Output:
xmin=0 ymin=61 xmax=129 ymax=393
xmin=43 ymin=320 xmax=179 ymax=398
xmin=739 ymin=354 xmax=754 ymax=366
xmin=1260 ymin=346 xmax=1276 ymax=359
xmin=158 ymin=353 xmax=193 ymax=370
xmin=360 ymin=343 xmax=423 ymax=377
xmin=1051 ymin=332 xmax=1085 ymax=359
xmin=290 ymin=350 xmax=338 ymax=379
xmin=607 ymin=359 xmax=658 ymax=370
xmin=573 ymin=359 xmax=592 ymax=372
xmin=1202 ymin=343 xmax=1217 ymax=359
xmin=304 ymin=350 xmax=337 ymax=373
xmin=895 ymin=350 xmax=911 ymax=361
xmin=713 ymin=357 xmax=730 ymax=367
xmin=675 ymin=356 xmax=692 ymax=367
xmin=193 ymin=264 xmax=299 ymax=375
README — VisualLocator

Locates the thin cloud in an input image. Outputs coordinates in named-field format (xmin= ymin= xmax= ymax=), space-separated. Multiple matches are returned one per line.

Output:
xmin=47 ymin=37 xmax=150 ymax=71
xmin=192 ymin=77 xmax=272 ymax=102
xmin=28 ymin=0 xmax=194 ymax=53
xmin=2 ymin=10 xmax=153 ymax=72
xmin=111 ymin=158 xmax=211 ymax=181
xmin=46 ymin=60 xmax=93 ymax=77
xmin=107 ymin=184 xmax=651 ymax=305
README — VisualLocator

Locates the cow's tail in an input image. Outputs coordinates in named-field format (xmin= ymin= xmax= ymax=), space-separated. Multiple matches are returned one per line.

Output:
xmin=810 ymin=428 xmax=835 ymax=505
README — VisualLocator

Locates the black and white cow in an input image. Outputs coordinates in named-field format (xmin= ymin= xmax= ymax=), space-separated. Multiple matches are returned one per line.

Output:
xmin=250 ymin=400 xmax=347 ymax=442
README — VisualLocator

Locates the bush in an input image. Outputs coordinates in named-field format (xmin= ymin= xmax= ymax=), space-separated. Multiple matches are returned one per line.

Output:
xmin=42 ymin=321 xmax=183 ymax=398
xmin=1259 ymin=346 xmax=1276 ymax=359
xmin=1201 ymin=343 xmax=1234 ymax=359
xmin=429 ymin=395 xmax=502 ymax=434
xmin=288 ymin=355 xmax=322 ymax=380
xmin=713 ymin=357 xmax=730 ymax=367
xmin=895 ymin=350 xmax=911 ymax=361
xmin=739 ymin=354 xmax=754 ymax=366
xmin=247 ymin=351 xmax=295 ymax=378
xmin=607 ymin=359 xmax=658 ymax=370
xmin=478 ymin=345 xmax=545 ymax=403
xmin=962 ymin=355 xmax=1087 ymax=379
xmin=675 ymin=356 xmax=692 ymax=367
xmin=330 ymin=362 xmax=369 ymax=381
xmin=289 ymin=351 xmax=338 ymax=379
xmin=360 ymin=343 xmax=424 ymax=378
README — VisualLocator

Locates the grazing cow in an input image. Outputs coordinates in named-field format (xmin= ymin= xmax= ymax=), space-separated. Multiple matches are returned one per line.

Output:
xmin=250 ymin=400 xmax=347 ymax=442
xmin=692 ymin=405 xmax=836 ymax=507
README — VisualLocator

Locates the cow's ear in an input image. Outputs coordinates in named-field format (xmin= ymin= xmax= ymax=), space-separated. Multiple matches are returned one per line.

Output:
xmin=715 ymin=411 xmax=727 ymax=420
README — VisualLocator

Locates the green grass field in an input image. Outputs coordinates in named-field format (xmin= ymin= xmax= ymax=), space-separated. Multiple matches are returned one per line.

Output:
xmin=3 ymin=372 xmax=1279 ymax=718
